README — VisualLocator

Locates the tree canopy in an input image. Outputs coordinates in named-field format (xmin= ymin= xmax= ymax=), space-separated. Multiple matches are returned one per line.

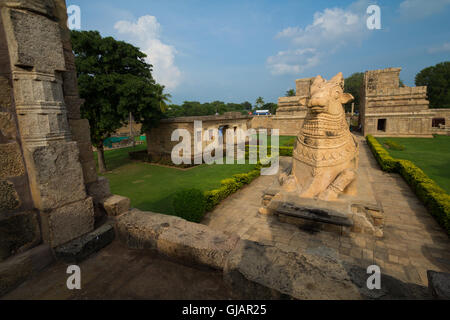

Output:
xmin=165 ymin=101 xmax=253 ymax=118
xmin=343 ymin=72 xmax=364 ymax=113
xmin=415 ymin=61 xmax=450 ymax=108
xmin=285 ymin=89 xmax=295 ymax=97
xmin=71 ymin=30 xmax=165 ymax=171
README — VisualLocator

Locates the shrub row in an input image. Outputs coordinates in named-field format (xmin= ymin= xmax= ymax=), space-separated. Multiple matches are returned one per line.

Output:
xmin=366 ymin=135 xmax=398 ymax=172
xmin=172 ymin=164 xmax=262 ymax=222
xmin=366 ymin=135 xmax=450 ymax=235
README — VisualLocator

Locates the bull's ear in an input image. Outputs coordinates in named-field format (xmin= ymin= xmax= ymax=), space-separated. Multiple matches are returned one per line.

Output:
xmin=340 ymin=93 xmax=354 ymax=104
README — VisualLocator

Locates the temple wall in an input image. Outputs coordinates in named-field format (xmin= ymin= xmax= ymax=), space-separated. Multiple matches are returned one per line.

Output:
xmin=146 ymin=112 xmax=251 ymax=159
xmin=0 ymin=0 xmax=103 ymax=257
xmin=359 ymin=67 xmax=449 ymax=137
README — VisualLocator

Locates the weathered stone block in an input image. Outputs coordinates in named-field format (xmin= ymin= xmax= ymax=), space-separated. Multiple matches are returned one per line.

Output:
xmin=54 ymin=222 xmax=115 ymax=263
xmin=3 ymin=0 xmax=56 ymax=18
xmin=3 ymin=8 xmax=65 ymax=73
xmin=156 ymin=220 xmax=239 ymax=270
xmin=0 ymin=112 xmax=16 ymax=142
xmin=62 ymin=71 xmax=79 ymax=96
xmin=103 ymin=195 xmax=130 ymax=217
xmin=0 ymin=244 xmax=54 ymax=297
xmin=81 ymin=159 xmax=98 ymax=185
xmin=0 ymin=77 xmax=12 ymax=110
xmin=68 ymin=119 xmax=91 ymax=143
xmin=86 ymin=176 xmax=111 ymax=202
xmin=223 ymin=239 xmax=361 ymax=300
xmin=64 ymin=95 xmax=82 ymax=119
xmin=0 ymin=179 xmax=20 ymax=211
xmin=40 ymin=197 xmax=94 ymax=247
xmin=26 ymin=141 xmax=86 ymax=210
xmin=428 ymin=270 xmax=450 ymax=300
xmin=0 ymin=210 xmax=40 ymax=261
xmin=116 ymin=209 xmax=239 ymax=269
xmin=0 ymin=142 xmax=25 ymax=178
xmin=76 ymin=141 xmax=95 ymax=164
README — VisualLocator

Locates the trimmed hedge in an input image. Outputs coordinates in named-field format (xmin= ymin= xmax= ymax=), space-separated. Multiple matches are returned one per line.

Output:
xmin=172 ymin=188 xmax=207 ymax=223
xmin=171 ymin=165 xmax=262 ymax=221
xmin=204 ymin=165 xmax=262 ymax=212
xmin=366 ymin=135 xmax=398 ymax=172
xmin=366 ymin=135 xmax=450 ymax=235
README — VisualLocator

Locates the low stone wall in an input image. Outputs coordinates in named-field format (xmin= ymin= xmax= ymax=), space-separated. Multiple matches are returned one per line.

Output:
xmin=115 ymin=209 xmax=362 ymax=299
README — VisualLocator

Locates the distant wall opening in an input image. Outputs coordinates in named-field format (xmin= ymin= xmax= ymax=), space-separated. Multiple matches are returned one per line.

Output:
xmin=377 ymin=119 xmax=387 ymax=131
xmin=432 ymin=118 xmax=445 ymax=128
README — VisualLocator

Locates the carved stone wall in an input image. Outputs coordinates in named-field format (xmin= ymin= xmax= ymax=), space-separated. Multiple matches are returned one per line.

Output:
xmin=360 ymin=67 xmax=449 ymax=137
xmin=0 ymin=0 xmax=100 ymax=252
xmin=0 ymin=8 xmax=39 ymax=261
xmin=146 ymin=112 xmax=251 ymax=159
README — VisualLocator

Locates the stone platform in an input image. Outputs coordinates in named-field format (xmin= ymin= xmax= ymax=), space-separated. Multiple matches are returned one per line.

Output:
xmin=261 ymin=155 xmax=384 ymax=237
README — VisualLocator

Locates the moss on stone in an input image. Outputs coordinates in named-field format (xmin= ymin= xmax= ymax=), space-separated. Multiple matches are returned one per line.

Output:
xmin=0 ymin=179 xmax=20 ymax=211
xmin=0 ymin=143 xmax=25 ymax=178
xmin=0 ymin=211 xmax=40 ymax=262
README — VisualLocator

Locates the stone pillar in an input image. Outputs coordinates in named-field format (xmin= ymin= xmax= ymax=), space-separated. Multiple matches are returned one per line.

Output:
xmin=0 ymin=0 xmax=94 ymax=247
xmin=0 ymin=6 xmax=40 ymax=262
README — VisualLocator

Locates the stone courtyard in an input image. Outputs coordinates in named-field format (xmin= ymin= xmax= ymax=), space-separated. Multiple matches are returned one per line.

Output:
xmin=1 ymin=0 xmax=449 ymax=302
xmin=203 ymin=135 xmax=450 ymax=293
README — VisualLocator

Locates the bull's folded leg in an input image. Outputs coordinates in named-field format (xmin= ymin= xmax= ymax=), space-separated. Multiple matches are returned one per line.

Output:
xmin=318 ymin=169 xmax=356 ymax=201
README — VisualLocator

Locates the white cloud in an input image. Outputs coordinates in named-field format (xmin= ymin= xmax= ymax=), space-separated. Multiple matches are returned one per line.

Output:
xmin=267 ymin=48 xmax=320 ymax=75
xmin=268 ymin=1 xmax=371 ymax=75
xmin=428 ymin=42 xmax=450 ymax=54
xmin=399 ymin=0 xmax=450 ymax=20
xmin=114 ymin=15 xmax=181 ymax=90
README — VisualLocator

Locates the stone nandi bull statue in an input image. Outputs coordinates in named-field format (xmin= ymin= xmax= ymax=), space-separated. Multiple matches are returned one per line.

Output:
xmin=281 ymin=72 xmax=359 ymax=201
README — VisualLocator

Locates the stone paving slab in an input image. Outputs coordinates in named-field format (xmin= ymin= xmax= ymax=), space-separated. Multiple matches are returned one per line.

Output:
xmin=203 ymin=136 xmax=450 ymax=289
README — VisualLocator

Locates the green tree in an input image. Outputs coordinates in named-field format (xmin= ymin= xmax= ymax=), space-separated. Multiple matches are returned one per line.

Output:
xmin=255 ymin=97 xmax=265 ymax=110
xmin=415 ymin=61 xmax=450 ymax=108
xmin=344 ymin=72 xmax=364 ymax=113
xmin=263 ymin=102 xmax=278 ymax=115
xmin=71 ymin=30 xmax=162 ymax=172
xmin=241 ymin=101 xmax=253 ymax=111
xmin=285 ymin=89 xmax=296 ymax=97
xmin=155 ymin=84 xmax=172 ymax=113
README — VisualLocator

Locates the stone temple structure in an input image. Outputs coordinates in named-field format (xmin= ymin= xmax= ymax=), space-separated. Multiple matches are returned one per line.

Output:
xmin=360 ymin=67 xmax=450 ymax=137
xmin=146 ymin=112 xmax=252 ymax=162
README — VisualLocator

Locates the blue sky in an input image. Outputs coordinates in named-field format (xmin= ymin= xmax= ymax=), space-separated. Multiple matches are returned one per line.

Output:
xmin=70 ymin=0 xmax=450 ymax=105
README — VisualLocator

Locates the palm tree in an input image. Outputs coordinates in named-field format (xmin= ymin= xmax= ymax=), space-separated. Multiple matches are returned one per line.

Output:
xmin=255 ymin=96 xmax=265 ymax=109
xmin=155 ymin=84 xmax=172 ymax=113
xmin=285 ymin=89 xmax=295 ymax=97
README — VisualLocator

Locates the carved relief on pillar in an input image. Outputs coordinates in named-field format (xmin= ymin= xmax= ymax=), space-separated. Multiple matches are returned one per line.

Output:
xmin=12 ymin=71 xmax=71 ymax=147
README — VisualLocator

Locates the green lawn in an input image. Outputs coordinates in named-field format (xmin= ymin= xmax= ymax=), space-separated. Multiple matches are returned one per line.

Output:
xmin=251 ymin=134 xmax=296 ymax=147
xmin=376 ymin=135 xmax=450 ymax=193
xmin=96 ymin=144 xmax=257 ymax=215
